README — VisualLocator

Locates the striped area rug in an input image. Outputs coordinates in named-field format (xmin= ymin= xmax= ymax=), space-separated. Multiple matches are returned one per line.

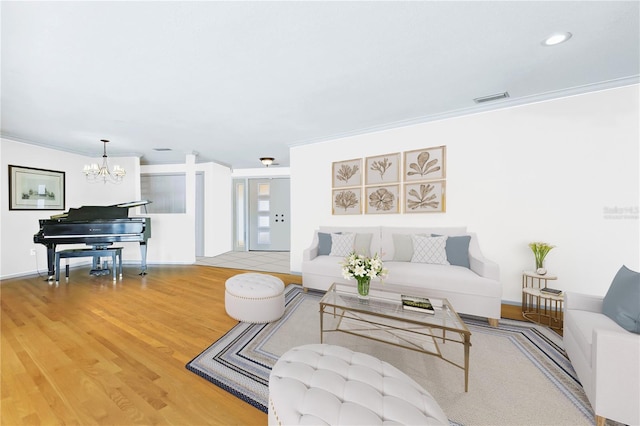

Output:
xmin=186 ymin=284 xmax=595 ymax=425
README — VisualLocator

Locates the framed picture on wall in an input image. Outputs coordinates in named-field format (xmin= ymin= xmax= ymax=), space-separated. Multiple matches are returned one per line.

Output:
xmin=365 ymin=184 xmax=400 ymax=214
xmin=9 ymin=165 xmax=65 ymax=210
xmin=365 ymin=153 xmax=400 ymax=186
xmin=404 ymin=180 xmax=446 ymax=213
xmin=404 ymin=145 xmax=446 ymax=182
xmin=332 ymin=158 xmax=362 ymax=188
xmin=332 ymin=188 xmax=362 ymax=215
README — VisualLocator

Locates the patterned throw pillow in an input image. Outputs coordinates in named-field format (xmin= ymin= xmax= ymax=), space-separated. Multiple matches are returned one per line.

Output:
xmin=329 ymin=233 xmax=356 ymax=257
xmin=411 ymin=235 xmax=450 ymax=265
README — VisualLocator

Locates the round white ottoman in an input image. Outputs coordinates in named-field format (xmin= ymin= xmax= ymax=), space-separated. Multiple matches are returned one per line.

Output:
xmin=268 ymin=343 xmax=448 ymax=425
xmin=225 ymin=273 xmax=285 ymax=323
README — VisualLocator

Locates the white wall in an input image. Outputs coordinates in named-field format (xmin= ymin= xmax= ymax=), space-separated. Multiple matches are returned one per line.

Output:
xmin=290 ymin=85 xmax=639 ymax=303
xmin=202 ymin=162 xmax=234 ymax=256
xmin=140 ymin=158 xmax=233 ymax=261
xmin=1 ymin=139 xmax=233 ymax=278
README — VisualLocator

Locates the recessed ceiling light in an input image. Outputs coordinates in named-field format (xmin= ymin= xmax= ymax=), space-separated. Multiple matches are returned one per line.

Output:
xmin=542 ymin=32 xmax=572 ymax=46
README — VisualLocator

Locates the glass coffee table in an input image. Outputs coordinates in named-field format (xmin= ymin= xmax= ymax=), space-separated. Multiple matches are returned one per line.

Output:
xmin=319 ymin=282 xmax=472 ymax=391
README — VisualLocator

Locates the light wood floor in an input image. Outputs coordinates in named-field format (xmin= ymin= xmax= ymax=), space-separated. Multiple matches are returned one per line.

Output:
xmin=1 ymin=264 xmax=527 ymax=425
xmin=1 ymin=265 xmax=301 ymax=425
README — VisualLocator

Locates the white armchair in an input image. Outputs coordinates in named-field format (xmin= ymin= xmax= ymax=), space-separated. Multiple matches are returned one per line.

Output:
xmin=563 ymin=292 xmax=640 ymax=426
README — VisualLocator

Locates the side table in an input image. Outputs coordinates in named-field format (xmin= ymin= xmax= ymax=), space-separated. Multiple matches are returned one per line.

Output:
xmin=521 ymin=271 xmax=563 ymax=331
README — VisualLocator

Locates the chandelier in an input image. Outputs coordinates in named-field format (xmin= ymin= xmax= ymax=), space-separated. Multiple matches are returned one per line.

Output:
xmin=83 ymin=139 xmax=126 ymax=183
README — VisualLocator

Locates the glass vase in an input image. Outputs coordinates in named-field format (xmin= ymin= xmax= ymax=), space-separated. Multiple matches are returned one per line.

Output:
xmin=356 ymin=276 xmax=371 ymax=299
xmin=535 ymin=257 xmax=548 ymax=275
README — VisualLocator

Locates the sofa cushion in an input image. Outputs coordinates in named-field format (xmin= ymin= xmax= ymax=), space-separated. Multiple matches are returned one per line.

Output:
xmin=411 ymin=235 xmax=449 ymax=265
xmin=392 ymin=234 xmax=414 ymax=261
xmin=303 ymin=254 xmax=346 ymax=276
xmin=384 ymin=261 xmax=501 ymax=298
xmin=330 ymin=233 xmax=356 ymax=257
xmin=564 ymin=308 xmax=625 ymax=367
xmin=602 ymin=265 xmax=640 ymax=334
xmin=432 ymin=234 xmax=471 ymax=268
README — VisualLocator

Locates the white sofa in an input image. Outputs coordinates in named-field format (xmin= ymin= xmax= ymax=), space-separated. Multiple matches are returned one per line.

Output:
xmin=302 ymin=226 xmax=502 ymax=325
xmin=564 ymin=291 xmax=640 ymax=426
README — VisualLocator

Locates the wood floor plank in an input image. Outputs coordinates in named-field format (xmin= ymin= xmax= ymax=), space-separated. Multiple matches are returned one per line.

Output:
xmin=2 ymin=265 xmax=301 ymax=425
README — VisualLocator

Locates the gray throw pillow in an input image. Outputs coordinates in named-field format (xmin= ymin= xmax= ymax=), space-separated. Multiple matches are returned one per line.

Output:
xmin=432 ymin=234 xmax=471 ymax=268
xmin=392 ymin=234 xmax=414 ymax=261
xmin=318 ymin=232 xmax=339 ymax=256
xmin=355 ymin=233 xmax=372 ymax=257
xmin=602 ymin=265 xmax=640 ymax=334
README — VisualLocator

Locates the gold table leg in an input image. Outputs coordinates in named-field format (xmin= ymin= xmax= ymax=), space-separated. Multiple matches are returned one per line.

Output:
xmin=464 ymin=333 xmax=470 ymax=392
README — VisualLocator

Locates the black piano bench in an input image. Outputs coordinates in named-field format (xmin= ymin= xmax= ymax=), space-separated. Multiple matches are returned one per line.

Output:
xmin=55 ymin=247 xmax=123 ymax=284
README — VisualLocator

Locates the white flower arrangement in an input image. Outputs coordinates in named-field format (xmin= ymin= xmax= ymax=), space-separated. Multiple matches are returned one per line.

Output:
xmin=341 ymin=251 xmax=388 ymax=281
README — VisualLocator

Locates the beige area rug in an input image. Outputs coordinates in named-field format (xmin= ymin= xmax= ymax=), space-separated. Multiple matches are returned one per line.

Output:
xmin=187 ymin=285 xmax=595 ymax=426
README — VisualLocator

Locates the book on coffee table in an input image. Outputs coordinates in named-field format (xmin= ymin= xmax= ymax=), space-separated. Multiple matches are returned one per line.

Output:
xmin=401 ymin=295 xmax=435 ymax=313
xmin=540 ymin=287 xmax=562 ymax=295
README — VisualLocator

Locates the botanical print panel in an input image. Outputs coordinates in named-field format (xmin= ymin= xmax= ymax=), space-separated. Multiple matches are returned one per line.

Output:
xmin=403 ymin=145 xmax=446 ymax=182
xmin=332 ymin=158 xmax=362 ymax=188
xmin=365 ymin=184 xmax=400 ymax=214
xmin=365 ymin=153 xmax=400 ymax=186
xmin=404 ymin=180 xmax=446 ymax=213
xmin=332 ymin=188 xmax=362 ymax=215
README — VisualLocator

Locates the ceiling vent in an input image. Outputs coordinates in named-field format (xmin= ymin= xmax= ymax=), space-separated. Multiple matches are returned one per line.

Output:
xmin=473 ymin=92 xmax=510 ymax=104
xmin=153 ymin=148 xmax=172 ymax=151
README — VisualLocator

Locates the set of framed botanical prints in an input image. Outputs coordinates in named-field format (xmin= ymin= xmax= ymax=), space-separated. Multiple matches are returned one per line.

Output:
xmin=332 ymin=145 xmax=446 ymax=215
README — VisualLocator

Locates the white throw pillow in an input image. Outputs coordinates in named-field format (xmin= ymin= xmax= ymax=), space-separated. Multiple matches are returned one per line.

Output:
xmin=329 ymin=233 xmax=356 ymax=257
xmin=411 ymin=235 xmax=450 ymax=265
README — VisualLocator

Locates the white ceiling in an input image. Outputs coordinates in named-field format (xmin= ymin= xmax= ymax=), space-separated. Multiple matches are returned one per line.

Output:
xmin=2 ymin=1 xmax=638 ymax=169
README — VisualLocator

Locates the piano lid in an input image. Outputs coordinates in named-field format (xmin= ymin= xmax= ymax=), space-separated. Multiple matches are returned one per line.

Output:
xmin=113 ymin=200 xmax=152 ymax=208
xmin=49 ymin=200 xmax=152 ymax=220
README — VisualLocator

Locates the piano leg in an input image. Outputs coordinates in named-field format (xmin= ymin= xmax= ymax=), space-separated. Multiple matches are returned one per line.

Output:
xmin=46 ymin=244 xmax=56 ymax=280
xmin=139 ymin=242 xmax=148 ymax=275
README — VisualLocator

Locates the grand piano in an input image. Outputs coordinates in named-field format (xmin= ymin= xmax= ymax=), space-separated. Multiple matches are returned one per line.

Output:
xmin=33 ymin=200 xmax=151 ymax=278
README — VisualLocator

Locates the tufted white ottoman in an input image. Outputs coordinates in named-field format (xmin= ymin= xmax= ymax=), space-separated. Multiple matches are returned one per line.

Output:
xmin=268 ymin=343 xmax=448 ymax=425
xmin=224 ymin=273 xmax=285 ymax=323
